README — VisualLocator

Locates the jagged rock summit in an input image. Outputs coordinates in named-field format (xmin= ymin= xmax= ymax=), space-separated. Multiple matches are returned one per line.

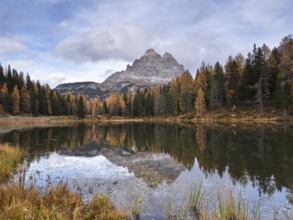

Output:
xmin=101 ymin=49 xmax=184 ymax=90
xmin=55 ymin=49 xmax=185 ymax=98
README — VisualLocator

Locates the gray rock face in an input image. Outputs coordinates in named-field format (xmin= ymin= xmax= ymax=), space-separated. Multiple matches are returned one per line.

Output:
xmin=101 ymin=49 xmax=185 ymax=91
xmin=55 ymin=81 xmax=104 ymax=99
xmin=55 ymin=49 xmax=185 ymax=98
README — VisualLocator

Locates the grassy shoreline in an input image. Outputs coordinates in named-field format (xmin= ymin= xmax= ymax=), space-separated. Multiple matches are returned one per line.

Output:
xmin=0 ymin=110 xmax=292 ymax=130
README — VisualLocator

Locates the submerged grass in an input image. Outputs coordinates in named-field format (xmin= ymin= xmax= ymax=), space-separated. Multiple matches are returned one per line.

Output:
xmin=167 ymin=184 xmax=262 ymax=220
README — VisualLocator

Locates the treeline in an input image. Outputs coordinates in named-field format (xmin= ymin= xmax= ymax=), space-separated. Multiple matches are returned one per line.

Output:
xmin=0 ymin=35 xmax=292 ymax=118
xmin=102 ymin=35 xmax=293 ymax=117
xmin=0 ymin=65 xmax=89 ymax=117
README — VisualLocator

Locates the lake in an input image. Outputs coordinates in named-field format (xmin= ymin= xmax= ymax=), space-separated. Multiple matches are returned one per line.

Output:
xmin=0 ymin=122 xmax=292 ymax=219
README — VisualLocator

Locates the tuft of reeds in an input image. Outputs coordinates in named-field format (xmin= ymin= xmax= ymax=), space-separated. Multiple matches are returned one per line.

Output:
xmin=216 ymin=190 xmax=249 ymax=220
xmin=132 ymin=195 xmax=141 ymax=220
xmin=188 ymin=181 xmax=205 ymax=218
xmin=0 ymin=144 xmax=21 ymax=183
xmin=166 ymin=184 xmax=262 ymax=220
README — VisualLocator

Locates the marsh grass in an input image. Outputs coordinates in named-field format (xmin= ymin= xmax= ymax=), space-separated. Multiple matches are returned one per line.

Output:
xmin=132 ymin=195 xmax=141 ymax=220
xmin=0 ymin=144 xmax=21 ymax=183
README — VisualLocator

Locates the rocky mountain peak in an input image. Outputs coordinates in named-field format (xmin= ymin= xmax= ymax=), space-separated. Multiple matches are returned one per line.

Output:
xmin=101 ymin=49 xmax=185 ymax=90
xmin=162 ymin=52 xmax=180 ymax=66
xmin=143 ymin=48 xmax=161 ymax=57
xmin=55 ymin=49 xmax=185 ymax=98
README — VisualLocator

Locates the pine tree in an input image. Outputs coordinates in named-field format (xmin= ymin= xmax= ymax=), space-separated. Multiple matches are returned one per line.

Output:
xmin=274 ymin=78 xmax=291 ymax=116
xmin=268 ymin=48 xmax=280 ymax=96
xmin=240 ymin=52 xmax=255 ymax=101
xmin=6 ymin=65 xmax=12 ymax=92
xmin=77 ymin=95 xmax=85 ymax=118
xmin=179 ymin=70 xmax=194 ymax=114
xmin=145 ymin=91 xmax=154 ymax=116
xmin=213 ymin=62 xmax=225 ymax=106
xmin=225 ymin=57 xmax=240 ymax=108
xmin=0 ymin=63 xmax=5 ymax=86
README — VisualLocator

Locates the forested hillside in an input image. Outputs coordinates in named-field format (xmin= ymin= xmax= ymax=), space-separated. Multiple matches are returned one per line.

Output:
xmin=0 ymin=35 xmax=292 ymax=118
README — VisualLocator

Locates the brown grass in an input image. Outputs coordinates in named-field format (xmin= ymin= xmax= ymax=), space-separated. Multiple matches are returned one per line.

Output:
xmin=0 ymin=143 xmax=128 ymax=219
xmin=0 ymin=183 xmax=128 ymax=220
xmin=0 ymin=144 xmax=21 ymax=183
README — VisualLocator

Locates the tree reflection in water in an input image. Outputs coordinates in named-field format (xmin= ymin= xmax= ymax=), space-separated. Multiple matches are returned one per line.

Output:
xmin=1 ymin=122 xmax=292 ymax=203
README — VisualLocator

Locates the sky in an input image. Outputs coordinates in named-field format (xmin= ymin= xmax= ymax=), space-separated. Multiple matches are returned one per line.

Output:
xmin=0 ymin=0 xmax=292 ymax=88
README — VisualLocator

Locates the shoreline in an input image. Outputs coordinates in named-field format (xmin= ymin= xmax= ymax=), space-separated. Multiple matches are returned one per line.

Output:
xmin=0 ymin=112 xmax=292 ymax=131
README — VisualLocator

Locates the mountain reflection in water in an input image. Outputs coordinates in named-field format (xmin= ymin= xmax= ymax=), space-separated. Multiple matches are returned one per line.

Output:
xmin=1 ymin=123 xmax=293 ymax=205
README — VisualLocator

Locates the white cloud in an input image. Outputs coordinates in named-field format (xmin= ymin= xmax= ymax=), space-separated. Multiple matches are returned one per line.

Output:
xmin=54 ymin=25 xmax=150 ymax=63
xmin=44 ymin=73 xmax=66 ymax=86
xmin=0 ymin=37 xmax=26 ymax=55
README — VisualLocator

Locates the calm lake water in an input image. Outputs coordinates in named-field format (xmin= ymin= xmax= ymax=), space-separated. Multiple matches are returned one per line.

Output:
xmin=1 ymin=122 xmax=293 ymax=219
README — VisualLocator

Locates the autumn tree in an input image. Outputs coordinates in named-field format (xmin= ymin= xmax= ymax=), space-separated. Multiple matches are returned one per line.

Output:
xmin=11 ymin=85 xmax=20 ymax=115
xmin=169 ymin=77 xmax=181 ymax=115
xmin=194 ymin=65 xmax=207 ymax=114
xmin=279 ymin=35 xmax=293 ymax=97
xmin=195 ymin=87 xmax=206 ymax=115
xmin=20 ymin=84 xmax=31 ymax=114
xmin=0 ymin=83 xmax=9 ymax=112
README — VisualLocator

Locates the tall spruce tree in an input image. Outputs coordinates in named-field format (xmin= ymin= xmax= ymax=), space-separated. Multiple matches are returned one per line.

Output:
xmin=179 ymin=70 xmax=194 ymax=114
xmin=225 ymin=57 xmax=240 ymax=108
xmin=77 ymin=95 xmax=85 ymax=118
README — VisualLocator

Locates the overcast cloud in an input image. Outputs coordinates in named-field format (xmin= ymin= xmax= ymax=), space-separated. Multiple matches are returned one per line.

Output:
xmin=0 ymin=0 xmax=292 ymax=87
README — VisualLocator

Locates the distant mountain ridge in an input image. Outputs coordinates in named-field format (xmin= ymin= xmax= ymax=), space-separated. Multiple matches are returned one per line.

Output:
xmin=55 ymin=49 xmax=185 ymax=98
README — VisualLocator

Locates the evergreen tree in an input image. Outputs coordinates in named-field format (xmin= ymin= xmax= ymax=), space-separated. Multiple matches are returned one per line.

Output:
xmin=225 ymin=57 xmax=240 ymax=108
xmin=179 ymin=70 xmax=194 ymax=114
xmin=274 ymin=78 xmax=291 ymax=116
xmin=6 ymin=65 xmax=12 ymax=92
xmin=213 ymin=62 xmax=225 ymax=106
xmin=77 ymin=95 xmax=85 ymax=118
xmin=145 ymin=92 xmax=154 ymax=116
xmin=268 ymin=48 xmax=280 ymax=96
xmin=0 ymin=63 xmax=4 ymax=86
xmin=240 ymin=52 xmax=255 ymax=101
